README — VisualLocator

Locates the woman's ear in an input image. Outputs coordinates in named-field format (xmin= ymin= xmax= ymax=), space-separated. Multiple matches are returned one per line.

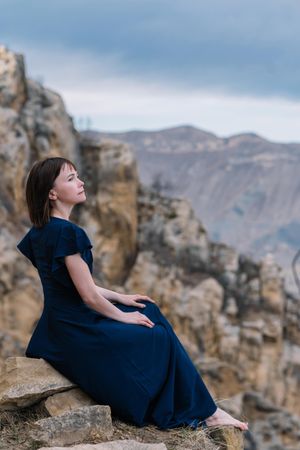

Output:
xmin=49 ymin=189 xmax=57 ymax=200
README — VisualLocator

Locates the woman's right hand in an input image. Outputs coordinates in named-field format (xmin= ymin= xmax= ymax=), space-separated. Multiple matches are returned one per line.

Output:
xmin=119 ymin=311 xmax=155 ymax=328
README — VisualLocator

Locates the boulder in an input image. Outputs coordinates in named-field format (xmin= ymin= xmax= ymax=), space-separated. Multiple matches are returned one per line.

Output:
xmin=29 ymin=405 xmax=113 ymax=447
xmin=37 ymin=440 xmax=167 ymax=450
xmin=44 ymin=387 xmax=97 ymax=416
xmin=0 ymin=45 xmax=27 ymax=111
xmin=0 ymin=357 xmax=75 ymax=410
xmin=79 ymin=135 xmax=139 ymax=285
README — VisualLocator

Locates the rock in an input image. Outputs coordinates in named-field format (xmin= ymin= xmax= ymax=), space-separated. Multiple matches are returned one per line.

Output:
xmin=197 ymin=359 xmax=245 ymax=400
xmin=245 ymin=411 xmax=300 ymax=450
xmin=224 ymin=297 xmax=238 ymax=317
xmin=0 ymin=332 xmax=24 ymax=371
xmin=79 ymin=135 xmax=139 ymax=284
xmin=0 ymin=357 xmax=75 ymax=410
xmin=174 ymin=278 xmax=223 ymax=356
xmin=243 ymin=391 xmax=281 ymax=419
xmin=285 ymin=293 xmax=300 ymax=346
xmin=20 ymin=78 xmax=79 ymax=163
xmin=208 ymin=426 xmax=244 ymax=449
xmin=0 ymin=45 xmax=27 ymax=111
xmin=44 ymin=387 xmax=97 ymax=416
xmin=259 ymin=253 xmax=285 ymax=315
xmin=219 ymin=393 xmax=244 ymax=418
xmin=243 ymin=391 xmax=300 ymax=450
xmin=1 ymin=46 xmax=300 ymax=450
xmin=0 ymin=106 xmax=30 ymax=215
xmin=0 ymin=45 xmax=79 ymax=363
xmin=37 ymin=440 xmax=167 ymax=450
xmin=137 ymin=187 xmax=210 ymax=271
xmin=29 ymin=405 xmax=113 ymax=447
xmin=210 ymin=242 xmax=239 ymax=275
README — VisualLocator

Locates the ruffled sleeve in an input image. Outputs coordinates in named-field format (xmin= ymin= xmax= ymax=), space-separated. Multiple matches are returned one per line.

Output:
xmin=51 ymin=222 xmax=93 ymax=273
xmin=17 ymin=232 xmax=37 ymax=268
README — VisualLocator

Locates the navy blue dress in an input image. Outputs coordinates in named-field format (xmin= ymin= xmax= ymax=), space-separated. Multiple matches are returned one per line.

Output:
xmin=17 ymin=216 xmax=217 ymax=429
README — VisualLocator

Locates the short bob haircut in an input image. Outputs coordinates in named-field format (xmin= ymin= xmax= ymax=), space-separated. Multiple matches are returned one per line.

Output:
xmin=25 ymin=157 xmax=77 ymax=228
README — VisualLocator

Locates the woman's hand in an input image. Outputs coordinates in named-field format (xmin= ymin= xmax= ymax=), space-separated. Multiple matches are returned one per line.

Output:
xmin=119 ymin=311 xmax=155 ymax=328
xmin=117 ymin=293 xmax=156 ymax=308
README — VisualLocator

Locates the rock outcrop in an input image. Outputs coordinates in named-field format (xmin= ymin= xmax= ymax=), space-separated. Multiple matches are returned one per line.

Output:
xmin=92 ymin=126 xmax=300 ymax=298
xmin=0 ymin=357 xmax=75 ymax=410
xmin=29 ymin=405 xmax=113 ymax=447
xmin=0 ymin=356 xmax=241 ymax=450
xmin=38 ymin=443 xmax=168 ymax=450
xmin=1 ymin=45 xmax=300 ymax=449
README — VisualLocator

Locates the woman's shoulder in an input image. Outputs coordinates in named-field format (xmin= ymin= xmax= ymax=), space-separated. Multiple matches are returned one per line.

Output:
xmin=17 ymin=217 xmax=92 ymax=269
xmin=47 ymin=217 xmax=91 ymax=245
xmin=17 ymin=217 xmax=88 ymax=251
xmin=47 ymin=217 xmax=82 ymax=233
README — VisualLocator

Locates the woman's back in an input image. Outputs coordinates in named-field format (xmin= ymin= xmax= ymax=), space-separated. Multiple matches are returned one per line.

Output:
xmin=17 ymin=216 xmax=94 ymax=310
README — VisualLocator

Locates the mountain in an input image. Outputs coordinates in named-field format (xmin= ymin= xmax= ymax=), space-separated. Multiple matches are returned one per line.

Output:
xmin=83 ymin=126 xmax=300 ymax=295
xmin=1 ymin=45 xmax=300 ymax=449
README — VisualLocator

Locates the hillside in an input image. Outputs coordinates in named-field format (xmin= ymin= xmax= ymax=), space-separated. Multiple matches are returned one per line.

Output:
xmin=87 ymin=126 xmax=300 ymax=295
xmin=1 ymin=45 xmax=300 ymax=449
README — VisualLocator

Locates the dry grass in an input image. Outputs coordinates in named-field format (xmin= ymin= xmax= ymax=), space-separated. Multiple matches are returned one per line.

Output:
xmin=0 ymin=402 xmax=47 ymax=450
xmin=0 ymin=402 xmax=219 ymax=450
xmin=111 ymin=418 xmax=219 ymax=450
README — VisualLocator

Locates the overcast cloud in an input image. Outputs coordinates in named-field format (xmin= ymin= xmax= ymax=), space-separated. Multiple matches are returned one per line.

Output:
xmin=1 ymin=0 xmax=300 ymax=141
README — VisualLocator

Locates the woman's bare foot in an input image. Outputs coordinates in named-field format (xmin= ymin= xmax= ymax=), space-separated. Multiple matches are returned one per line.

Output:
xmin=205 ymin=407 xmax=248 ymax=431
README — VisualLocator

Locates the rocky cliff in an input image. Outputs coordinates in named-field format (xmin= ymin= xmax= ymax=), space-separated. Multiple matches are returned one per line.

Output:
xmin=0 ymin=46 xmax=300 ymax=450
xmin=91 ymin=125 xmax=300 ymax=297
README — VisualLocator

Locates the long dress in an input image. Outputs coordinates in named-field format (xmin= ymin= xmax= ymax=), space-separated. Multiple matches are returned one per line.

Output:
xmin=17 ymin=216 xmax=217 ymax=429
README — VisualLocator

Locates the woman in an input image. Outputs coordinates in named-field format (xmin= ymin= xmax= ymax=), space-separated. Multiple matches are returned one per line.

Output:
xmin=17 ymin=157 xmax=248 ymax=431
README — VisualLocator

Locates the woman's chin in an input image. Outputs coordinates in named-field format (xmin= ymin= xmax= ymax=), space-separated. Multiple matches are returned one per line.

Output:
xmin=77 ymin=195 xmax=87 ymax=203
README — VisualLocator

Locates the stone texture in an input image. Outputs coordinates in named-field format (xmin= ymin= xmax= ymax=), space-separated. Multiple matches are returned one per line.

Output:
xmin=44 ymin=387 xmax=97 ymax=416
xmin=0 ymin=357 xmax=75 ymax=410
xmin=243 ymin=391 xmax=300 ymax=449
xmin=0 ymin=45 xmax=80 ymax=367
xmin=247 ymin=412 xmax=300 ymax=450
xmin=29 ymin=405 xmax=113 ymax=447
xmin=37 ymin=440 xmax=167 ymax=450
xmin=20 ymin=78 xmax=79 ymax=164
xmin=79 ymin=135 xmax=139 ymax=285
xmin=0 ymin=45 xmax=27 ymax=111
xmin=136 ymin=187 xmax=210 ymax=272
xmin=0 ymin=107 xmax=30 ymax=216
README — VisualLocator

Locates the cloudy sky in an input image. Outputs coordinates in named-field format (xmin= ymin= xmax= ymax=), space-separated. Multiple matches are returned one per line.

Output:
xmin=1 ymin=0 xmax=300 ymax=142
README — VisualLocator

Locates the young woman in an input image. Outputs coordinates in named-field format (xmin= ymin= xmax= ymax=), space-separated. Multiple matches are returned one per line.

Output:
xmin=17 ymin=157 xmax=248 ymax=431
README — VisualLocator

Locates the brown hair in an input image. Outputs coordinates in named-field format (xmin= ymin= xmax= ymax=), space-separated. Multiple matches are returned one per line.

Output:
xmin=25 ymin=157 xmax=77 ymax=228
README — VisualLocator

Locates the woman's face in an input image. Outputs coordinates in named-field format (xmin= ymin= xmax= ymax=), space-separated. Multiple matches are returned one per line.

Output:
xmin=49 ymin=163 xmax=86 ymax=206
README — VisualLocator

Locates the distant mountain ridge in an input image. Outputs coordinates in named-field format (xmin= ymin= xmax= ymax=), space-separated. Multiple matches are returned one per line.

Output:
xmin=82 ymin=125 xmax=300 ymax=295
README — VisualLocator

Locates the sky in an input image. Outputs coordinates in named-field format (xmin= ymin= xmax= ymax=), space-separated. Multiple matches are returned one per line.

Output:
xmin=1 ymin=0 xmax=300 ymax=142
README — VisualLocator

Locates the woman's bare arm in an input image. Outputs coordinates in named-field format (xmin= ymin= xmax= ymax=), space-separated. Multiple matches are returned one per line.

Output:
xmin=64 ymin=253 xmax=124 ymax=320
xmin=64 ymin=253 xmax=155 ymax=328
xmin=96 ymin=286 xmax=122 ymax=303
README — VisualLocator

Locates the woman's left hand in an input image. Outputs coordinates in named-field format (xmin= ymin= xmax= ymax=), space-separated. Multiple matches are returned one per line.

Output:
xmin=117 ymin=293 xmax=156 ymax=308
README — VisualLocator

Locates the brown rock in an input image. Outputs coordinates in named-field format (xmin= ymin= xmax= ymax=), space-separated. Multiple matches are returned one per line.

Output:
xmin=259 ymin=253 xmax=285 ymax=315
xmin=29 ymin=405 xmax=113 ymax=447
xmin=37 ymin=440 xmax=167 ymax=450
xmin=79 ymin=136 xmax=139 ymax=284
xmin=44 ymin=387 xmax=97 ymax=416
xmin=20 ymin=78 xmax=79 ymax=163
xmin=0 ymin=357 xmax=75 ymax=410
xmin=0 ymin=45 xmax=27 ymax=111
